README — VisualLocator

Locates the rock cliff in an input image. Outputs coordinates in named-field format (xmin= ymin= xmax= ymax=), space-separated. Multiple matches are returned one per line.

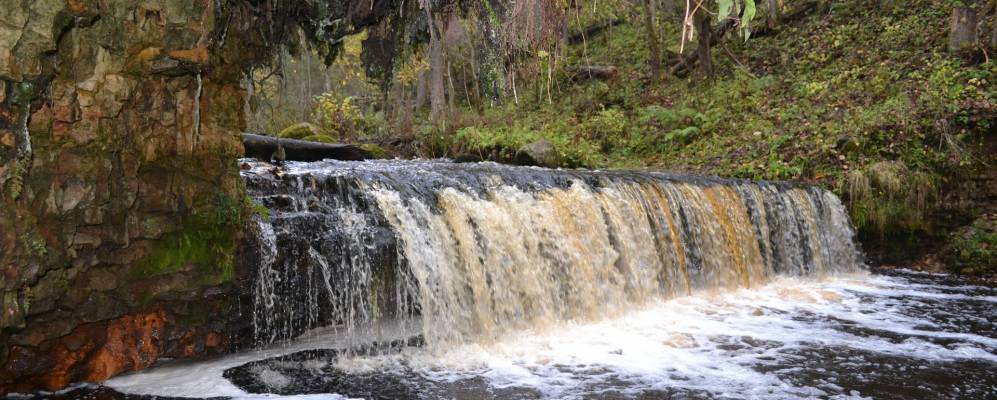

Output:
xmin=0 ymin=0 xmax=429 ymax=392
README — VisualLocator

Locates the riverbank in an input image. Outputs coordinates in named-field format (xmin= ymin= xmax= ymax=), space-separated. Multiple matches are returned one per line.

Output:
xmin=366 ymin=0 xmax=996 ymax=276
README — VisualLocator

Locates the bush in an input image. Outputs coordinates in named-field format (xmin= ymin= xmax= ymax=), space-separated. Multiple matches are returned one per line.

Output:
xmin=313 ymin=94 xmax=365 ymax=141
xmin=942 ymin=214 xmax=997 ymax=276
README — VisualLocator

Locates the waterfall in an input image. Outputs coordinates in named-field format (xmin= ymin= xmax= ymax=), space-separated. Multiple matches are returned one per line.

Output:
xmin=241 ymin=159 xmax=862 ymax=350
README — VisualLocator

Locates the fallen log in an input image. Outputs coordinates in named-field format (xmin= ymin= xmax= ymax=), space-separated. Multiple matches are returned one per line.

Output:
xmin=567 ymin=64 xmax=619 ymax=81
xmin=750 ymin=1 xmax=818 ymax=38
xmin=567 ymin=18 xmax=626 ymax=44
xmin=242 ymin=133 xmax=369 ymax=162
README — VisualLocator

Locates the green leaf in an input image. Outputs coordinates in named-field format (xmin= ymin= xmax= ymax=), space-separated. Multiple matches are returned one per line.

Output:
xmin=742 ymin=0 xmax=757 ymax=39
xmin=717 ymin=0 xmax=734 ymax=21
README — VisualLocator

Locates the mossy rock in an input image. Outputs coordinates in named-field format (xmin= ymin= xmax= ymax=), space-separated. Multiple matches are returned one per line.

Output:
xmin=360 ymin=143 xmax=388 ymax=159
xmin=941 ymin=213 xmax=997 ymax=276
xmin=301 ymin=134 xmax=337 ymax=144
xmin=278 ymin=123 xmax=322 ymax=140
xmin=515 ymin=140 xmax=561 ymax=168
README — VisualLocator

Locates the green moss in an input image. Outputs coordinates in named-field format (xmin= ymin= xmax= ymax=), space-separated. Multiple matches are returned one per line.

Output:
xmin=843 ymin=161 xmax=939 ymax=235
xmin=943 ymin=215 xmax=997 ymax=276
xmin=130 ymin=216 xmax=236 ymax=284
xmin=130 ymin=192 xmax=253 ymax=286
xmin=359 ymin=143 xmax=388 ymax=159
xmin=278 ymin=122 xmax=322 ymax=139
xmin=301 ymin=134 xmax=337 ymax=143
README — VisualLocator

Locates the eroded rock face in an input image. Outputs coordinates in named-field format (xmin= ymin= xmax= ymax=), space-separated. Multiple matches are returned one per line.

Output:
xmin=0 ymin=0 xmax=248 ymax=393
xmin=0 ymin=0 xmax=432 ymax=393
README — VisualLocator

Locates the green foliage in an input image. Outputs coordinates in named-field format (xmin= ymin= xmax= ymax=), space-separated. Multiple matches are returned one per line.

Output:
xmin=716 ymin=0 xmax=757 ymax=37
xmin=424 ymin=0 xmax=994 ymax=243
xmin=4 ymin=159 xmax=27 ymax=200
xmin=583 ymin=107 xmax=628 ymax=150
xmin=18 ymin=232 xmax=47 ymax=258
xmin=312 ymin=94 xmax=366 ymax=141
xmin=942 ymin=215 xmax=997 ymax=276
xmin=844 ymin=161 xmax=939 ymax=234
xmin=360 ymin=143 xmax=388 ymax=159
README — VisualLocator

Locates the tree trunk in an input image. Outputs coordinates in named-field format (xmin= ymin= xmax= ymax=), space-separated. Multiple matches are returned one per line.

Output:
xmin=662 ymin=0 xmax=676 ymax=17
xmin=641 ymin=0 xmax=662 ymax=81
xmin=767 ymin=0 xmax=781 ymax=29
xmin=992 ymin=0 xmax=997 ymax=49
xmin=696 ymin=11 xmax=714 ymax=79
xmin=426 ymin=11 xmax=447 ymax=123
xmin=817 ymin=0 xmax=829 ymax=14
xmin=948 ymin=6 xmax=977 ymax=54
xmin=568 ymin=65 xmax=619 ymax=81
xmin=415 ymin=70 xmax=428 ymax=109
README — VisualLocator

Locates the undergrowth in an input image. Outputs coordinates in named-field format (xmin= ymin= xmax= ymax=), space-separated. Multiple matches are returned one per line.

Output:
xmin=409 ymin=0 xmax=995 ymax=238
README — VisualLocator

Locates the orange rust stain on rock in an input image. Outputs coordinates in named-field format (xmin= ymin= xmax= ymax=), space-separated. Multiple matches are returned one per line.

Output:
xmin=66 ymin=0 xmax=92 ymax=15
xmin=84 ymin=310 xmax=167 ymax=382
xmin=167 ymin=46 xmax=209 ymax=65
xmin=206 ymin=332 xmax=224 ymax=348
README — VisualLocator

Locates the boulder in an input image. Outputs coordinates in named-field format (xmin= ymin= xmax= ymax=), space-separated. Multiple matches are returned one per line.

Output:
xmin=835 ymin=135 xmax=861 ymax=155
xmin=941 ymin=212 xmax=996 ymax=276
xmin=514 ymin=139 xmax=560 ymax=168
xmin=278 ymin=123 xmax=322 ymax=140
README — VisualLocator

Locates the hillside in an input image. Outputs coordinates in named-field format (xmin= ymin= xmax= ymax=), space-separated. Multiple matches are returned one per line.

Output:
xmin=392 ymin=0 xmax=997 ymax=274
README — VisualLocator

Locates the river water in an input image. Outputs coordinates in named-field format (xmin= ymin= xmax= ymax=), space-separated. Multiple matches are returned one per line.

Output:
xmin=25 ymin=269 xmax=989 ymax=399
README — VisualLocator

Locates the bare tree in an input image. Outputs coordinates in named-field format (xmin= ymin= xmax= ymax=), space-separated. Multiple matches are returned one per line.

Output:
xmin=424 ymin=7 xmax=448 ymax=124
xmin=948 ymin=6 xmax=978 ymax=54
xmin=641 ymin=0 xmax=663 ymax=81
xmin=662 ymin=0 xmax=676 ymax=17
xmin=992 ymin=0 xmax=997 ymax=49
xmin=767 ymin=0 xmax=780 ymax=28
xmin=695 ymin=9 xmax=714 ymax=78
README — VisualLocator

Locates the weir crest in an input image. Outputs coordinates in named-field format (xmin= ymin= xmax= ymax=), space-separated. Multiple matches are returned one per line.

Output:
xmin=240 ymin=159 xmax=862 ymax=350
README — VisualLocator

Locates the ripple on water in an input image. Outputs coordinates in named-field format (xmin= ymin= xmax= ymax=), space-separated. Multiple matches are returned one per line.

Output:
xmin=68 ymin=271 xmax=994 ymax=400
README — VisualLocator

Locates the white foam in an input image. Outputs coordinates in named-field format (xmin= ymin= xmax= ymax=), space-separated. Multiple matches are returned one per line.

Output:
xmin=105 ymin=323 xmax=415 ymax=399
xmin=106 ymin=272 xmax=995 ymax=399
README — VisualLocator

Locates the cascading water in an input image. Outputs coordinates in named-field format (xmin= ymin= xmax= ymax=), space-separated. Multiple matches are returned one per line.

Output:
xmin=240 ymin=159 xmax=861 ymax=350
xmin=99 ymin=159 xmax=995 ymax=400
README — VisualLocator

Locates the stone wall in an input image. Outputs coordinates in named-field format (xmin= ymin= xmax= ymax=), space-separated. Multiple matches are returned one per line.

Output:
xmin=0 ymin=0 xmax=247 ymax=392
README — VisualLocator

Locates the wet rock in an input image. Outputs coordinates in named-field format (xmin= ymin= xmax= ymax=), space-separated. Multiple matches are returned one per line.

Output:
xmin=0 ymin=291 xmax=26 ymax=329
xmin=514 ymin=139 xmax=560 ymax=168
xmin=224 ymin=337 xmax=425 ymax=396
xmin=452 ymin=153 xmax=483 ymax=163
xmin=9 ymin=311 xmax=79 ymax=347
xmin=25 ymin=271 xmax=69 ymax=315
xmin=0 ymin=131 xmax=13 ymax=147
xmin=941 ymin=212 xmax=996 ymax=276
